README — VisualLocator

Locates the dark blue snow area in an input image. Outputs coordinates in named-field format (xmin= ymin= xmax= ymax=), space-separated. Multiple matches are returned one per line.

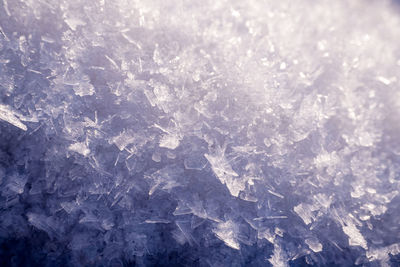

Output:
xmin=1 ymin=0 xmax=400 ymax=266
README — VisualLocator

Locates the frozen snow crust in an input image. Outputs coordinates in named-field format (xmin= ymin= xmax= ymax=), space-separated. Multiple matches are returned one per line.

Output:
xmin=1 ymin=0 xmax=400 ymax=266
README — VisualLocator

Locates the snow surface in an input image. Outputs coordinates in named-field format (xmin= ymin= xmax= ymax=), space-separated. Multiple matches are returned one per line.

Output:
xmin=1 ymin=0 xmax=400 ymax=266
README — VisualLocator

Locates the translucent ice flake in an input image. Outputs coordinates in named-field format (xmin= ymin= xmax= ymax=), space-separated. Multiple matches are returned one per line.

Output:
xmin=2 ymin=175 xmax=27 ymax=196
xmin=159 ymin=133 xmax=180 ymax=149
xmin=205 ymin=145 xmax=245 ymax=197
xmin=105 ymin=55 xmax=119 ymax=70
xmin=110 ymin=130 xmax=136 ymax=151
xmin=65 ymin=17 xmax=86 ymax=31
xmin=174 ymin=221 xmax=198 ymax=246
xmin=305 ymin=237 xmax=323 ymax=252
xmin=314 ymin=151 xmax=339 ymax=170
xmin=361 ymin=203 xmax=387 ymax=217
xmin=0 ymin=104 xmax=27 ymax=131
xmin=68 ymin=142 xmax=90 ymax=157
xmin=101 ymin=217 xmax=115 ymax=230
xmin=258 ymin=228 xmax=276 ymax=244
xmin=313 ymin=193 xmax=332 ymax=210
xmin=3 ymin=0 xmax=10 ymax=17
xmin=155 ymin=123 xmax=182 ymax=149
xmin=184 ymin=153 xmax=208 ymax=170
xmin=72 ymin=81 xmax=95 ymax=97
xmin=173 ymin=201 xmax=192 ymax=216
xmin=342 ymin=221 xmax=368 ymax=250
xmin=294 ymin=203 xmax=314 ymax=225
xmin=213 ymin=220 xmax=240 ymax=250
xmin=41 ymin=36 xmax=55 ymax=44
xmin=145 ymin=165 xmax=184 ymax=195
xmin=150 ymin=83 xmax=174 ymax=113
xmin=79 ymin=212 xmax=98 ymax=224
xmin=376 ymin=76 xmax=394 ymax=85
xmin=27 ymin=213 xmax=60 ymax=239
xmin=267 ymin=189 xmax=284 ymax=199
xmin=366 ymin=243 xmax=400 ymax=265
xmin=268 ymin=243 xmax=289 ymax=267
xmin=151 ymin=152 xmax=161 ymax=162
xmin=60 ymin=201 xmax=79 ymax=214
xmin=144 ymin=219 xmax=170 ymax=224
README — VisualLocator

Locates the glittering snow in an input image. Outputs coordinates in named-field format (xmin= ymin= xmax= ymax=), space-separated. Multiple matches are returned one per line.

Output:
xmin=1 ymin=0 xmax=400 ymax=266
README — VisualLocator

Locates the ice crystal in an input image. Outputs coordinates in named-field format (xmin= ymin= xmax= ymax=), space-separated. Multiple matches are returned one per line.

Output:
xmin=1 ymin=0 xmax=400 ymax=266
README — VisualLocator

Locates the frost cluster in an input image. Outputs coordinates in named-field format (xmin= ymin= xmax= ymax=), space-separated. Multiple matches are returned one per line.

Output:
xmin=1 ymin=0 xmax=400 ymax=266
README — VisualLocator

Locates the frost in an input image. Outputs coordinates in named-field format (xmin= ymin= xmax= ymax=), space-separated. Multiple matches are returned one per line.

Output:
xmin=144 ymin=219 xmax=170 ymax=224
xmin=294 ymin=203 xmax=314 ymax=225
xmin=366 ymin=243 xmax=400 ymax=266
xmin=145 ymin=165 xmax=184 ymax=195
xmin=27 ymin=213 xmax=61 ymax=239
xmin=376 ymin=76 xmax=393 ymax=85
xmin=342 ymin=221 xmax=368 ymax=250
xmin=1 ymin=0 xmax=400 ymax=265
xmin=2 ymin=175 xmax=27 ymax=196
xmin=72 ymin=82 xmax=94 ymax=96
xmin=205 ymin=145 xmax=245 ymax=197
xmin=184 ymin=154 xmax=207 ymax=170
xmin=159 ymin=133 xmax=180 ymax=149
xmin=268 ymin=243 xmax=288 ymax=267
xmin=213 ymin=220 xmax=240 ymax=250
xmin=60 ymin=202 xmax=78 ymax=214
xmin=68 ymin=142 xmax=90 ymax=157
xmin=0 ymin=104 xmax=27 ymax=131
xmin=305 ymin=237 xmax=323 ymax=253
xmin=65 ymin=17 xmax=86 ymax=31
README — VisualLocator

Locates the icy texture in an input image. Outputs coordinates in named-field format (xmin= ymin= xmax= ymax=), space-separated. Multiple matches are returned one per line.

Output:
xmin=1 ymin=0 xmax=400 ymax=266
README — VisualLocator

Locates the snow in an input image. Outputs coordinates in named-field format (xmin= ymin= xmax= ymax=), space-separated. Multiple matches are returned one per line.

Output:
xmin=213 ymin=220 xmax=240 ymax=250
xmin=0 ymin=104 xmax=28 ymax=131
xmin=68 ymin=142 xmax=90 ymax=157
xmin=305 ymin=237 xmax=323 ymax=253
xmin=342 ymin=221 xmax=368 ymax=250
xmin=1 ymin=0 xmax=400 ymax=266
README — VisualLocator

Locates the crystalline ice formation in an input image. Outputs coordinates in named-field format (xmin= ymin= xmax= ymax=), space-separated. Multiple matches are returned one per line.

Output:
xmin=1 ymin=0 xmax=400 ymax=266
xmin=0 ymin=104 xmax=27 ymax=131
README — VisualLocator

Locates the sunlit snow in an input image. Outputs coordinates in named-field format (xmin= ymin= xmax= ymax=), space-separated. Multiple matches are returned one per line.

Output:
xmin=1 ymin=0 xmax=400 ymax=266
